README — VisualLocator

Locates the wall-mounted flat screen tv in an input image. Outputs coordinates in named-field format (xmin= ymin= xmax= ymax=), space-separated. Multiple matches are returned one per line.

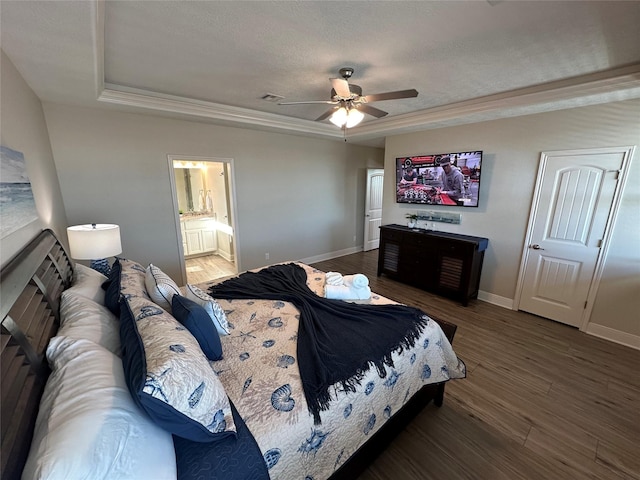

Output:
xmin=396 ymin=151 xmax=483 ymax=206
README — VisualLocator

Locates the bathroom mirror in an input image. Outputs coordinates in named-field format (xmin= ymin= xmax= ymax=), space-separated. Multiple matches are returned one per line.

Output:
xmin=173 ymin=161 xmax=211 ymax=214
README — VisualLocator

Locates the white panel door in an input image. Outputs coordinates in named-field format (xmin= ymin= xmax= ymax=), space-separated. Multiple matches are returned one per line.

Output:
xmin=518 ymin=147 xmax=631 ymax=327
xmin=364 ymin=169 xmax=384 ymax=251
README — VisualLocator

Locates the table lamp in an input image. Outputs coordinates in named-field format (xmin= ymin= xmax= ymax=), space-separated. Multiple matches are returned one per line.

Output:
xmin=67 ymin=224 xmax=122 ymax=276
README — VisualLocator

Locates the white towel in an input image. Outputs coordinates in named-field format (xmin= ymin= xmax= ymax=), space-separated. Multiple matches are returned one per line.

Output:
xmin=325 ymin=271 xmax=344 ymax=286
xmin=343 ymin=274 xmax=369 ymax=289
xmin=324 ymin=284 xmax=372 ymax=301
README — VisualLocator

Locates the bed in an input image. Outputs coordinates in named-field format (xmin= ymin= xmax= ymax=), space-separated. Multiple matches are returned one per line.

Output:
xmin=1 ymin=229 xmax=466 ymax=480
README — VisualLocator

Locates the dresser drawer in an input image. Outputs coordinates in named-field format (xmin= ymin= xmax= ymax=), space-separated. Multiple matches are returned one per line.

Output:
xmin=438 ymin=240 xmax=473 ymax=256
xmin=381 ymin=228 xmax=403 ymax=242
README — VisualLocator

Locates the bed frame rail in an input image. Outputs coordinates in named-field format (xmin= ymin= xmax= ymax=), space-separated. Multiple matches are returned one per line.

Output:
xmin=1 ymin=229 xmax=73 ymax=479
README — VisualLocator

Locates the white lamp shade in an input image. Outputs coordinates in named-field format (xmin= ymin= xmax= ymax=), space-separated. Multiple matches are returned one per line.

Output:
xmin=329 ymin=106 xmax=364 ymax=128
xmin=67 ymin=224 xmax=122 ymax=260
xmin=329 ymin=107 xmax=348 ymax=127
xmin=346 ymin=108 xmax=364 ymax=128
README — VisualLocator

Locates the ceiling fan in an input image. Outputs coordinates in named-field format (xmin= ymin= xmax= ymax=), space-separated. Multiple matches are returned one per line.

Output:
xmin=279 ymin=67 xmax=418 ymax=128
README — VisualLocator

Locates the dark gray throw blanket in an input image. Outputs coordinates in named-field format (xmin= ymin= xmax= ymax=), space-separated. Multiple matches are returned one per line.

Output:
xmin=209 ymin=263 xmax=430 ymax=424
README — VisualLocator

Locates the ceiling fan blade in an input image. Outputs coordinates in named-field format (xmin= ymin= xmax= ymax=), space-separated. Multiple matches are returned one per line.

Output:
xmin=279 ymin=100 xmax=337 ymax=105
xmin=363 ymin=89 xmax=418 ymax=102
xmin=330 ymin=78 xmax=352 ymax=98
xmin=315 ymin=108 xmax=336 ymax=121
xmin=358 ymin=104 xmax=388 ymax=118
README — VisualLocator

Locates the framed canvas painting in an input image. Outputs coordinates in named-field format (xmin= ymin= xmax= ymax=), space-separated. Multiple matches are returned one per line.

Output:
xmin=1 ymin=146 xmax=39 ymax=238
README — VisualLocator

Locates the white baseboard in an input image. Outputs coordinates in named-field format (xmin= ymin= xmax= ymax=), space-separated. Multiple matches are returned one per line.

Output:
xmin=217 ymin=250 xmax=234 ymax=263
xmin=585 ymin=323 xmax=640 ymax=350
xmin=477 ymin=290 xmax=514 ymax=310
xmin=478 ymin=292 xmax=639 ymax=350
xmin=299 ymin=246 xmax=364 ymax=265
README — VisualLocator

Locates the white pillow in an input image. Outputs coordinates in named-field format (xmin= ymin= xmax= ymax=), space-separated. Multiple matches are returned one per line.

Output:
xmin=185 ymin=283 xmax=230 ymax=335
xmin=23 ymin=337 xmax=176 ymax=480
xmin=59 ymin=290 xmax=121 ymax=355
xmin=64 ymin=263 xmax=108 ymax=304
xmin=145 ymin=264 xmax=181 ymax=312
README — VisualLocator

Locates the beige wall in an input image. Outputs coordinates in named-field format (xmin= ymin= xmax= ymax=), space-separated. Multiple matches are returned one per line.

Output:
xmin=383 ymin=99 xmax=640 ymax=342
xmin=0 ymin=51 xmax=68 ymax=266
xmin=4 ymin=45 xmax=637 ymax=346
xmin=42 ymin=103 xmax=384 ymax=284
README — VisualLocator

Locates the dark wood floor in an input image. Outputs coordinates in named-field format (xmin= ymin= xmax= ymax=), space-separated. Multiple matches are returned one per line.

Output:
xmin=310 ymin=250 xmax=640 ymax=480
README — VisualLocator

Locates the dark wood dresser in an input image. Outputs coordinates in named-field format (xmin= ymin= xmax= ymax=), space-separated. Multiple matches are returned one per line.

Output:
xmin=377 ymin=224 xmax=489 ymax=306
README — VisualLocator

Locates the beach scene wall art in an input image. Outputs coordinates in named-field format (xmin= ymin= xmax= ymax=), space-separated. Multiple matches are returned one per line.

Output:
xmin=1 ymin=145 xmax=39 ymax=238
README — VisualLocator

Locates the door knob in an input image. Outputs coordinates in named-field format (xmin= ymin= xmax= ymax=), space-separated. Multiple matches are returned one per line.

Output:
xmin=530 ymin=244 xmax=544 ymax=250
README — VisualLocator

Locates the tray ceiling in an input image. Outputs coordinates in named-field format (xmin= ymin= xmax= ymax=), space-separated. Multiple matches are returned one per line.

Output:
xmin=2 ymin=1 xmax=640 ymax=146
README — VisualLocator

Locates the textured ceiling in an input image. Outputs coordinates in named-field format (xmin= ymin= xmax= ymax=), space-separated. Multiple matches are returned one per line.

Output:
xmin=2 ymin=1 xmax=640 ymax=146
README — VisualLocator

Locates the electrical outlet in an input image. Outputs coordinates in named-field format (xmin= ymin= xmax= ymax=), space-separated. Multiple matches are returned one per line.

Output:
xmin=353 ymin=235 xmax=357 ymax=242
xmin=265 ymin=252 xmax=270 ymax=260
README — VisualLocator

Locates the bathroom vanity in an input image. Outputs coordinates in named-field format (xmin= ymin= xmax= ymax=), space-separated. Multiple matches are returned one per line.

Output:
xmin=180 ymin=216 xmax=218 ymax=256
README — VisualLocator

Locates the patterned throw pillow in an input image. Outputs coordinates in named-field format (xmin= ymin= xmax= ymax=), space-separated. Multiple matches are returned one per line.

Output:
xmin=185 ymin=284 xmax=230 ymax=335
xmin=145 ymin=264 xmax=181 ymax=312
xmin=119 ymin=260 xmax=236 ymax=442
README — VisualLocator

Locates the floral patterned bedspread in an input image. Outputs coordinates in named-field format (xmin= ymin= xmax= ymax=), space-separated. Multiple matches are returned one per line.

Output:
xmin=197 ymin=263 xmax=466 ymax=480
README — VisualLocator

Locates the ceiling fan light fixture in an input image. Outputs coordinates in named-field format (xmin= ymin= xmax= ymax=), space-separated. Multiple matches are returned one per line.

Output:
xmin=281 ymin=68 xmax=417 ymax=126
xmin=346 ymin=108 xmax=364 ymax=128
xmin=329 ymin=105 xmax=364 ymax=128
xmin=329 ymin=107 xmax=348 ymax=127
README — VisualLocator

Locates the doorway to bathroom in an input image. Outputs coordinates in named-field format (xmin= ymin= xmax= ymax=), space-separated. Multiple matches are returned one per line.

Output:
xmin=168 ymin=155 xmax=239 ymax=285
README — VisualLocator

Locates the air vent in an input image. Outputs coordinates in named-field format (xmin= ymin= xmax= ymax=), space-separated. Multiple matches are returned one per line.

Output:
xmin=261 ymin=93 xmax=284 ymax=102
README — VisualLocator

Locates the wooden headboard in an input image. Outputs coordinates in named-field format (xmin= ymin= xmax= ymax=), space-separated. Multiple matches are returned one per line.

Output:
xmin=1 ymin=229 xmax=73 ymax=478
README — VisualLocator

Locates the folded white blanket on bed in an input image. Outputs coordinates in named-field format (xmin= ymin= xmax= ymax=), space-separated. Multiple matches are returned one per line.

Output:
xmin=325 ymin=284 xmax=371 ymax=300
xmin=343 ymin=274 xmax=369 ymax=289
xmin=324 ymin=273 xmax=371 ymax=300
xmin=325 ymin=271 xmax=344 ymax=286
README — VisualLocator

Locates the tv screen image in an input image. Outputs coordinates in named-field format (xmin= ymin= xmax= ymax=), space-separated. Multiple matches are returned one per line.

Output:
xmin=396 ymin=151 xmax=482 ymax=206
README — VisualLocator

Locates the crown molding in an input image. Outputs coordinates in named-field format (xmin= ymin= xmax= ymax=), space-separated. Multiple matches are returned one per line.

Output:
xmin=93 ymin=0 xmax=105 ymax=98
xmin=348 ymin=63 xmax=640 ymax=137
xmin=97 ymin=64 xmax=640 ymax=143
xmin=98 ymin=84 xmax=344 ymax=139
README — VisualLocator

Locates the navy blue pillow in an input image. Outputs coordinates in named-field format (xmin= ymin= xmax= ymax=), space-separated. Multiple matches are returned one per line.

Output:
xmin=102 ymin=258 xmax=122 ymax=315
xmin=171 ymin=295 xmax=223 ymax=361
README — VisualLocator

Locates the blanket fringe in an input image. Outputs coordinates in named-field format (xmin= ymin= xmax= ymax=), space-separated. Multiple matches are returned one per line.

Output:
xmin=308 ymin=312 xmax=429 ymax=425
